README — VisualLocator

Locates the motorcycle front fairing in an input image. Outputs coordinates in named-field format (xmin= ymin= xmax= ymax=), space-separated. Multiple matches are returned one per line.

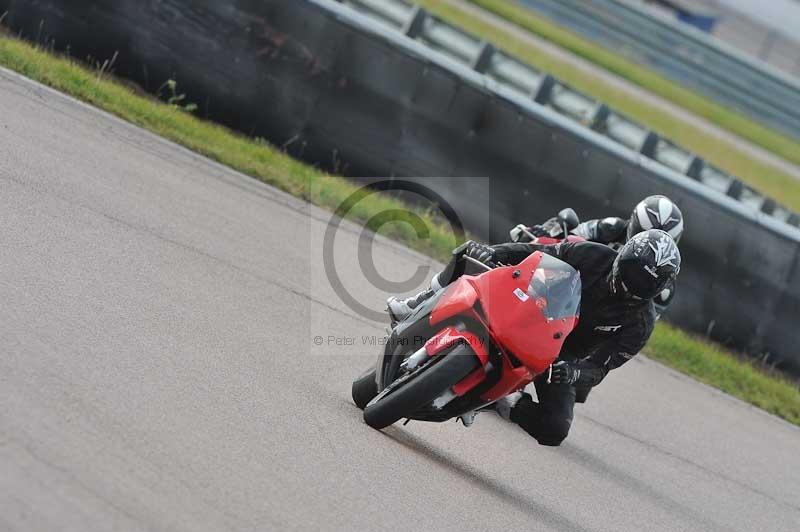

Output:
xmin=470 ymin=252 xmax=579 ymax=375
xmin=429 ymin=252 xmax=580 ymax=401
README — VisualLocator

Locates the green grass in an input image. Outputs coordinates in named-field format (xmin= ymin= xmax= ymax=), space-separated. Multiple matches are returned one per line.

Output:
xmin=416 ymin=0 xmax=800 ymax=212
xmin=1 ymin=35 xmax=797 ymax=426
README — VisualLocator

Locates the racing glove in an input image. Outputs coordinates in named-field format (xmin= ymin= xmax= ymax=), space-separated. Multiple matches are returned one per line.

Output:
xmin=464 ymin=241 xmax=496 ymax=265
xmin=549 ymin=360 xmax=609 ymax=387
xmin=549 ymin=360 xmax=580 ymax=385
xmin=539 ymin=217 xmax=565 ymax=238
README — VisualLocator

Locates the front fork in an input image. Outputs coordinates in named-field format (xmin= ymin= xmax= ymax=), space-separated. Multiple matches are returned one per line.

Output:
xmin=377 ymin=324 xmax=490 ymax=392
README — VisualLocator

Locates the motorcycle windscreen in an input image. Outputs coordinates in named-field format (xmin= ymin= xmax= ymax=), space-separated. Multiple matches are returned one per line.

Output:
xmin=528 ymin=254 xmax=582 ymax=320
xmin=471 ymin=252 xmax=581 ymax=375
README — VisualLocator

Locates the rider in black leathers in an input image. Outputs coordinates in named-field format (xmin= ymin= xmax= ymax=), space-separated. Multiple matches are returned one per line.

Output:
xmin=388 ymin=230 xmax=681 ymax=446
xmin=510 ymin=195 xmax=684 ymax=317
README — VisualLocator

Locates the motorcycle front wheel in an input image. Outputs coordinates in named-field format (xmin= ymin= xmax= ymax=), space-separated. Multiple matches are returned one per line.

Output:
xmin=351 ymin=367 xmax=378 ymax=410
xmin=363 ymin=343 xmax=480 ymax=429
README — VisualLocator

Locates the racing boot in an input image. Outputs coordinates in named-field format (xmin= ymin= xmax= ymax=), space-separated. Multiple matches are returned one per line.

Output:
xmin=493 ymin=391 xmax=523 ymax=421
xmin=386 ymin=272 xmax=444 ymax=325
xmin=458 ymin=410 xmax=479 ymax=427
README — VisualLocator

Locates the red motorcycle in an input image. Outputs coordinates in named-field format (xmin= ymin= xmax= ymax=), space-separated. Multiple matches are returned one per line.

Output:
xmin=352 ymin=242 xmax=582 ymax=430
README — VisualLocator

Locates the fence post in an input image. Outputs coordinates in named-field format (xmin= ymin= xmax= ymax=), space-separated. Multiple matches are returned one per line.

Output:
xmin=471 ymin=42 xmax=495 ymax=73
xmin=402 ymin=5 xmax=427 ymax=38
xmin=532 ymin=74 xmax=555 ymax=104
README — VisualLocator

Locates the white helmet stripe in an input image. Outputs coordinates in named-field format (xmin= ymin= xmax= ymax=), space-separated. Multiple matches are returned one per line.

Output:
xmin=667 ymin=217 xmax=684 ymax=239
xmin=657 ymin=197 xmax=673 ymax=226
xmin=636 ymin=202 xmax=653 ymax=230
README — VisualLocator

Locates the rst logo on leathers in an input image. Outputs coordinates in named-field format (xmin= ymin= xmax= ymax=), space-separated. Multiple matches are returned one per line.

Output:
xmin=594 ymin=325 xmax=622 ymax=332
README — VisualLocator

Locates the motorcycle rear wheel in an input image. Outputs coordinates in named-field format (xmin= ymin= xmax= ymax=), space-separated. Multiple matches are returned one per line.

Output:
xmin=363 ymin=344 xmax=480 ymax=429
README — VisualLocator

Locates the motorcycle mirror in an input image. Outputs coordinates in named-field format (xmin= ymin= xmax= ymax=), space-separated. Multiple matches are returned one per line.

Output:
xmin=557 ymin=208 xmax=580 ymax=232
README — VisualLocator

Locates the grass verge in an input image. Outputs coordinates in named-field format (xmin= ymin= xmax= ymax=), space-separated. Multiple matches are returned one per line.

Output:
xmin=1 ymin=35 xmax=797 ymax=425
xmin=416 ymin=0 xmax=800 ymax=212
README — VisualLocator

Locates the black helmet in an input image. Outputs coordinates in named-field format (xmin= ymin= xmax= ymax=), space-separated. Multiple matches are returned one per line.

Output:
xmin=627 ymin=195 xmax=684 ymax=243
xmin=613 ymin=229 xmax=681 ymax=299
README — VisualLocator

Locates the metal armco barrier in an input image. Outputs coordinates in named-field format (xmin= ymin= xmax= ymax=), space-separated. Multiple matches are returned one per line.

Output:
xmin=340 ymin=0 xmax=800 ymax=229
xmin=514 ymin=0 xmax=800 ymax=141
xmin=3 ymin=0 xmax=799 ymax=372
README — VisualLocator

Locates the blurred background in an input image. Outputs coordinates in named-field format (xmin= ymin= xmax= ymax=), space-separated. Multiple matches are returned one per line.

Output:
xmin=643 ymin=0 xmax=800 ymax=75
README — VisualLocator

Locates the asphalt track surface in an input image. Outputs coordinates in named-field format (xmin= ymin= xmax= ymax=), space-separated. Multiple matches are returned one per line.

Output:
xmin=1 ymin=67 xmax=799 ymax=532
